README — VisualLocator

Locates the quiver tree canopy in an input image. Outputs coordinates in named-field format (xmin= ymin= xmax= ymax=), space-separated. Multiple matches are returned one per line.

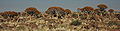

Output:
xmin=80 ymin=8 xmax=85 ymax=12
xmin=45 ymin=6 xmax=65 ymax=15
xmin=25 ymin=7 xmax=40 ymax=15
xmin=83 ymin=6 xmax=94 ymax=11
xmin=0 ymin=11 xmax=18 ymax=18
xmin=64 ymin=9 xmax=71 ymax=14
xmin=80 ymin=6 xmax=94 ymax=12
xmin=108 ymin=9 xmax=114 ymax=12
xmin=97 ymin=4 xmax=108 ymax=11
xmin=80 ymin=6 xmax=94 ymax=14
xmin=108 ymin=9 xmax=114 ymax=13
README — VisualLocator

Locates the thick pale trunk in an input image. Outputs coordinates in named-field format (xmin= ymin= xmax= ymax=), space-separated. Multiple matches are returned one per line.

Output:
xmin=30 ymin=15 xmax=32 ymax=21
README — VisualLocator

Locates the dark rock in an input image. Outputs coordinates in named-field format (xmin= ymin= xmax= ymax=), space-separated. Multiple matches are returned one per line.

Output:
xmin=84 ymin=26 xmax=89 ymax=29
xmin=0 ymin=26 xmax=3 ymax=29
xmin=90 ymin=17 xmax=95 ymax=20
xmin=58 ymin=16 xmax=62 ymax=19
xmin=0 ymin=19 xmax=6 ymax=22
xmin=54 ymin=14 xmax=57 ymax=17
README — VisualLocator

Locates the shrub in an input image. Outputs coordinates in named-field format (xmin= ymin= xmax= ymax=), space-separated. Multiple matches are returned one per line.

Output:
xmin=17 ymin=25 xmax=25 ymax=29
xmin=72 ymin=14 xmax=78 ymax=18
xmin=70 ymin=20 xmax=82 ymax=26
xmin=108 ymin=21 xmax=120 ymax=26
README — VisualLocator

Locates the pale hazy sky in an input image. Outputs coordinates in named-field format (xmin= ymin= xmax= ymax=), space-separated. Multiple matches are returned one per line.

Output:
xmin=0 ymin=0 xmax=120 ymax=12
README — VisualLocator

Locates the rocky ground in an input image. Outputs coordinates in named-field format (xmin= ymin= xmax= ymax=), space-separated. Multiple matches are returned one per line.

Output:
xmin=0 ymin=13 xmax=120 ymax=31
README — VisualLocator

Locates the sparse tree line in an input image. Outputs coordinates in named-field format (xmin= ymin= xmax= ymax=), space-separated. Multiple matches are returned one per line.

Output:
xmin=0 ymin=4 xmax=120 ymax=22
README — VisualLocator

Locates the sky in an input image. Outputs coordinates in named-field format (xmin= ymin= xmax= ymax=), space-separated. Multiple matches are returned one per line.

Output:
xmin=0 ymin=0 xmax=120 ymax=12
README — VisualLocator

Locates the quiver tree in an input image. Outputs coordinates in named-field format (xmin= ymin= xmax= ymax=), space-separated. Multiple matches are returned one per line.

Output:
xmin=0 ymin=11 xmax=18 ymax=19
xmin=83 ymin=6 xmax=94 ymax=11
xmin=80 ymin=8 xmax=85 ymax=12
xmin=97 ymin=4 xmax=108 ymax=11
xmin=108 ymin=9 xmax=114 ymax=13
xmin=25 ymin=7 xmax=40 ymax=16
xmin=24 ymin=7 xmax=40 ymax=20
xmin=64 ymin=9 xmax=71 ymax=15
xmin=45 ymin=6 xmax=65 ymax=16
xmin=81 ymin=6 xmax=94 ymax=14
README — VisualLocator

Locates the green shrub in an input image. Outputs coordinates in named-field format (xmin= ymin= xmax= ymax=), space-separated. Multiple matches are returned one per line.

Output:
xmin=108 ymin=21 xmax=120 ymax=26
xmin=72 ymin=14 xmax=78 ymax=18
xmin=17 ymin=26 xmax=25 ymax=29
xmin=70 ymin=21 xmax=81 ymax=26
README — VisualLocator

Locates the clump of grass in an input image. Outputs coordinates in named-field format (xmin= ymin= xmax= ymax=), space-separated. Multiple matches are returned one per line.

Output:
xmin=17 ymin=25 xmax=25 ymax=29
xmin=72 ymin=14 xmax=78 ymax=18
xmin=108 ymin=21 xmax=120 ymax=26
xmin=81 ymin=16 xmax=87 ymax=20
xmin=70 ymin=20 xmax=81 ymax=26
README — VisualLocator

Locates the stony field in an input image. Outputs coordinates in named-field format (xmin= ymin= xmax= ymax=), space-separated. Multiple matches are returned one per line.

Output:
xmin=0 ymin=13 xmax=120 ymax=31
